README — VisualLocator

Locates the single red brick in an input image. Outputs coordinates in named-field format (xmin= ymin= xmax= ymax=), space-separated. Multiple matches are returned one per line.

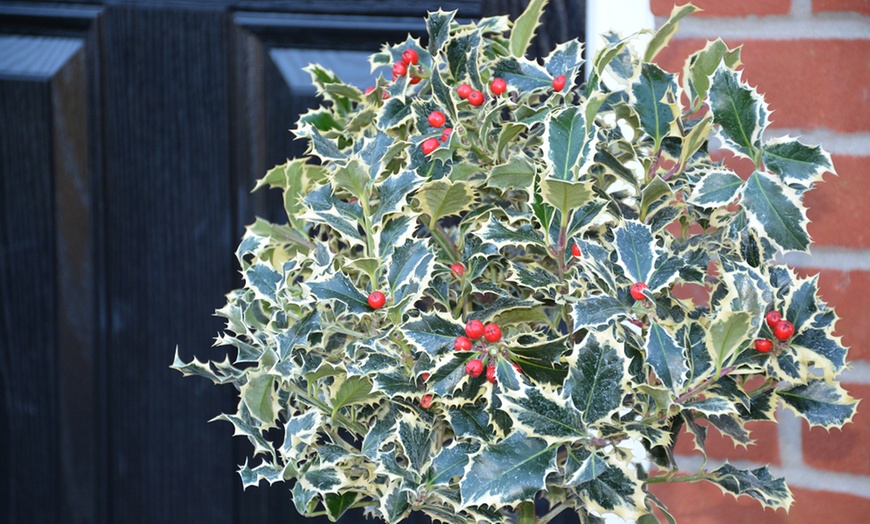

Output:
xmin=651 ymin=0 xmax=791 ymax=17
xmin=793 ymin=268 xmax=870 ymax=362
xmin=674 ymin=419 xmax=781 ymax=465
xmin=656 ymin=39 xmax=870 ymax=133
xmin=651 ymin=482 xmax=870 ymax=523
xmin=804 ymin=156 xmax=870 ymax=249
xmin=802 ymin=383 xmax=869 ymax=475
xmin=814 ymin=0 xmax=870 ymax=14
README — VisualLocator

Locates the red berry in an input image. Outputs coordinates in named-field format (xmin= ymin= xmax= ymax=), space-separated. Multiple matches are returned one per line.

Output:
xmin=421 ymin=372 xmax=431 ymax=382
xmin=428 ymin=110 xmax=446 ymax=128
xmin=441 ymin=127 xmax=453 ymax=142
xmin=420 ymin=394 xmax=433 ymax=409
xmin=467 ymin=90 xmax=484 ymax=106
xmin=512 ymin=362 xmax=523 ymax=374
xmin=486 ymin=364 xmax=497 ymax=384
xmin=450 ymin=262 xmax=465 ymax=278
xmin=457 ymin=83 xmax=472 ymax=99
xmin=552 ymin=75 xmax=566 ymax=91
xmin=773 ymin=320 xmax=795 ymax=341
xmin=454 ymin=335 xmax=473 ymax=352
xmin=382 ymin=90 xmax=391 ymax=100
xmin=402 ymin=48 xmax=419 ymax=65
xmin=364 ymin=86 xmax=375 ymax=95
xmin=421 ymin=137 xmax=439 ymax=156
xmin=571 ymin=243 xmax=581 ymax=258
xmin=409 ymin=74 xmax=421 ymax=85
xmin=466 ymin=359 xmax=484 ymax=377
xmin=392 ymin=61 xmax=407 ymax=77
xmin=765 ymin=310 xmax=782 ymax=329
xmin=465 ymin=319 xmax=485 ymax=340
xmin=754 ymin=339 xmax=773 ymax=353
xmin=490 ymin=77 xmax=507 ymax=95
xmin=630 ymin=282 xmax=648 ymax=301
xmin=368 ymin=291 xmax=386 ymax=309
xmin=483 ymin=323 xmax=502 ymax=343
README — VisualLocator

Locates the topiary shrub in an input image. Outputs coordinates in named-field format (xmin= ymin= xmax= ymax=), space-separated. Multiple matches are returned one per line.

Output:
xmin=173 ymin=2 xmax=858 ymax=522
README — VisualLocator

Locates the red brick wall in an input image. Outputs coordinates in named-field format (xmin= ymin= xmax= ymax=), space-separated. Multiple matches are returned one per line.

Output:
xmin=646 ymin=0 xmax=870 ymax=521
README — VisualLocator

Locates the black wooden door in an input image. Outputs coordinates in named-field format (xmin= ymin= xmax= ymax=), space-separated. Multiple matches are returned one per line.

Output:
xmin=0 ymin=1 xmax=583 ymax=523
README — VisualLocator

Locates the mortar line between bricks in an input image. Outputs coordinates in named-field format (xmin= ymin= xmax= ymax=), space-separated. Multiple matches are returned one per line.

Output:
xmin=791 ymin=0 xmax=812 ymax=17
xmin=654 ymin=16 xmax=870 ymax=39
xmin=765 ymin=129 xmax=870 ymax=156
xmin=779 ymin=248 xmax=870 ymax=272
xmin=672 ymin=453 xmax=870 ymax=499
xmin=841 ymin=361 xmax=870 ymax=384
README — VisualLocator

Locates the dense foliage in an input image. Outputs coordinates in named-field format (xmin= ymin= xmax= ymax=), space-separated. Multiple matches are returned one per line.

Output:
xmin=173 ymin=2 xmax=858 ymax=522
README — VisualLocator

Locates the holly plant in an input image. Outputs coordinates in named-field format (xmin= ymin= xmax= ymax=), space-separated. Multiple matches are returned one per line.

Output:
xmin=173 ymin=2 xmax=859 ymax=523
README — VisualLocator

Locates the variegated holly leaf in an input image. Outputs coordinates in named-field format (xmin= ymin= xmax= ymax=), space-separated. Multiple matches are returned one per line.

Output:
xmin=446 ymin=31 xmax=482 ymax=86
xmin=682 ymin=38 xmax=741 ymax=110
xmin=303 ymin=184 xmax=366 ymax=247
xmin=571 ymin=295 xmax=628 ymax=331
xmin=476 ymin=214 xmax=546 ymax=249
xmin=683 ymin=396 xmax=739 ymax=416
xmin=397 ymin=413 xmax=435 ymax=474
xmin=709 ymin=65 xmax=768 ymax=161
xmin=509 ymin=336 xmax=570 ymax=386
xmin=564 ymin=330 xmax=628 ymax=425
xmin=428 ymin=441 xmax=479 ymax=486
xmin=416 ymin=179 xmax=476 ymax=225
xmin=785 ymin=275 xmax=822 ymax=332
xmin=488 ymin=156 xmax=536 ymax=191
xmin=792 ymin=327 xmax=847 ymax=380
xmin=614 ymin=220 xmax=659 ymax=284
xmin=510 ymin=0 xmax=548 ymax=58
xmin=388 ymin=239 xmax=436 ymax=309
xmin=493 ymin=56 xmax=554 ymax=92
xmin=543 ymin=105 xmax=597 ymax=180
xmin=459 ymin=431 xmax=556 ymax=507
xmin=377 ymin=215 xmax=416 ymax=260
xmin=567 ymin=448 xmax=646 ymax=519
xmin=644 ymin=3 xmax=700 ymax=62
xmin=762 ymin=137 xmax=834 ymax=187
xmin=426 ymin=9 xmax=454 ymax=55
xmin=280 ymin=410 xmax=322 ymax=461
xmin=741 ymin=171 xmax=810 ymax=253
xmin=709 ymin=463 xmax=793 ymax=511
xmin=295 ymin=124 xmax=346 ymax=162
xmin=631 ymin=63 xmax=679 ymax=150
xmin=361 ymin=407 xmax=399 ymax=460
xmin=238 ymin=458 xmax=285 ymax=489
xmin=329 ymin=375 xmax=376 ymax=417
xmin=324 ymin=492 xmax=360 ymax=521
xmin=645 ymin=322 xmax=689 ymax=394
xmin=706 ymin=310 xmax=753 ymax=374
xmin=540 ymin=178 xmax=595 ymax=217
xmin=372 ymin=170 xmax=422 ymax=225
xmin=708 ymin=413 xmax=752 ymax=446
xmin=400 ymin=313 xmax=462 ymax=357
xmin=448 ymin=403 xmax=494 ymax=442
xmin=777 ymin=379 xmax=858 ymax=429
xmin=306 ymin=271 xmax=370 ymax=315
xmin=500 ymin=385 xmax=586 ymax=444
xmin=544 ymin=39 xmax=584 ymax=79
xmin=241 ymin=372 xmax=280 ymax=428
xmin=687 ymin=167 xmax=744 ymax=208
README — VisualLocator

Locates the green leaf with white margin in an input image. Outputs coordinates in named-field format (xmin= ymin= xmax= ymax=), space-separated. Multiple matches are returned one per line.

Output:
xmin=397 ymin=412 xmax=434 ymax=474
xmin=706 ymin=310 xmax=753 ymax=374
xmin=307 ymin=271 xmax=371 ymax=315
xmin=645 ymin=322 xmax=689 ymax=394
xmin=244 ymin=263 xmax=281 ymax=303
xmin=459 ymin=430 xmax=556 ymax=507
xmin=238 ymin=458 xmax=285 ymax=489
xmin=329 ymin=375 xmax=375 ymax=417
xmin=241 ymin=373 xmax=279 ymax=428
xmin=500 ymin=385 xmax=585 ymax=444
xmin=429 ymin=353 xmax=476 ymax=396
xmin=429 ymin=66 xmax=457 ymax=121
xmin=631 ymin=63 xmax=679 ymax=150
xmin=571 ymin=295 xmax=628 ymax=331
xmin=687 ymin=167 xmax=744 ymax=208
xmin=544 ymin=39 xmax=584 ymax=79
xmin=415 ymin=179 xmax=475 ymax=225
xmin=762 ymin=136 xmax=835 ymax=187
xmin=709 ymin=463 xmax=793 ymax=511
xmin=509 ymin=336 xmax=570 ymax=386
xmin=212 ymin=412 xmax=273 ymax=456
xmin=683 ymin=396 xmax=739 ymax=416
xmin=792 ymin=327 xmax=847 ymax=380
xmin=709 ymin=65 xmax=769 ymax=160
xmin=400 ymin=312 xmax=462 ymax=357
xmin=428 ymin=441 xmax=479 ymax=486
xmin=377 ymin=215 xmax=416 ymax=260
xmin=488 ymin=156 xmax=536 ymax=191
xmin=388 ymin=239 xmax=436 ymax=309
xmin=333 ymin=157 xmax=371 ymax=199
xmin=295 ymin=125 xmax=346 ymax=162
xmin=492 ymin=57 xmax=553 ymax=92
xmin=680 ymin=115 xmax=714 ymax=166
xmin=255 ymin=159 xmax=326 ymax=229
xmin=476 ymin=214 xmax=546 ymax=249
xmin=426 ymin=9 xmax=454 ymax=55
xmin=280 ymin=410 xmax=322 ymax=460
xmin=379 ymin=480 xmax=410 ymax=524
xmin=741 ymin=171 xmax=810 ymax=253
xmin=777 ymin=379 xmax=858 ymax=429
xmin=304 ymin=184 xmax=366 ymax=247
xmin=785 ymin=275 xmax=822 ymax=332
xmin=378 ymin=97 xmax=414 ymax=130
xmin=292 ymin=482 xmax=318 ymax=515
xmin=567 ymin=448 xmax=646 ymax=519
xmin=324 ymin=492 xmax=360 ymax=521
xmin=361 ymin=406 xmax=399 ymax=459
xmin=509 ymin=0 xmax=548 ymax=58
xmin=448 ymin=403 xmax=493 ymax=441
xmin=564 ymin=330 xmax=628 ymax=425
xmin=644 ymin=3 xmax=700 ymax=62
xmin=300 ymin=462 xmax=348 ymax=494
xmin=540 ymin=178 xmax=595 ymax=217
xmin=682 ymin=38 xmax=742 ymax=111
xmin=613 ymin=220 xmax=659 ymax=283
xmin=543 ymin=105 xmax=597 ymax=180
xmin=372 ymin=170 xmax=422 ymax=225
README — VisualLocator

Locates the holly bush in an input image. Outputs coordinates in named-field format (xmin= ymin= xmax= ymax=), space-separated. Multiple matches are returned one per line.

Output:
xmin=173 ymin=2 xmax=859 ymax=523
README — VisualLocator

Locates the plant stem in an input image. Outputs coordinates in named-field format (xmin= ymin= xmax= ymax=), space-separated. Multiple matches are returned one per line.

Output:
xmin=517 ymin=501 xmax=536 ymax=524
xmin=308 ymin=500 xmax=373 ymax=517
xmin=646 ymin=471 xmax=712 ymax=484
xmin=674 ymin=365 xmax=737 ymax=404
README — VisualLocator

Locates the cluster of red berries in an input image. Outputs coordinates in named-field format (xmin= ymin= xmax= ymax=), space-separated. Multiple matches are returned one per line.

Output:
xmin=421 ymin=109 xmax=453 ymax=155
xmin=453 ymin=320 xmax=519 ymax=385
xmin=393 ymin=48 xmax=422 ymax=84
xmin=754 ymin=310 xmax=795 ymax=353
